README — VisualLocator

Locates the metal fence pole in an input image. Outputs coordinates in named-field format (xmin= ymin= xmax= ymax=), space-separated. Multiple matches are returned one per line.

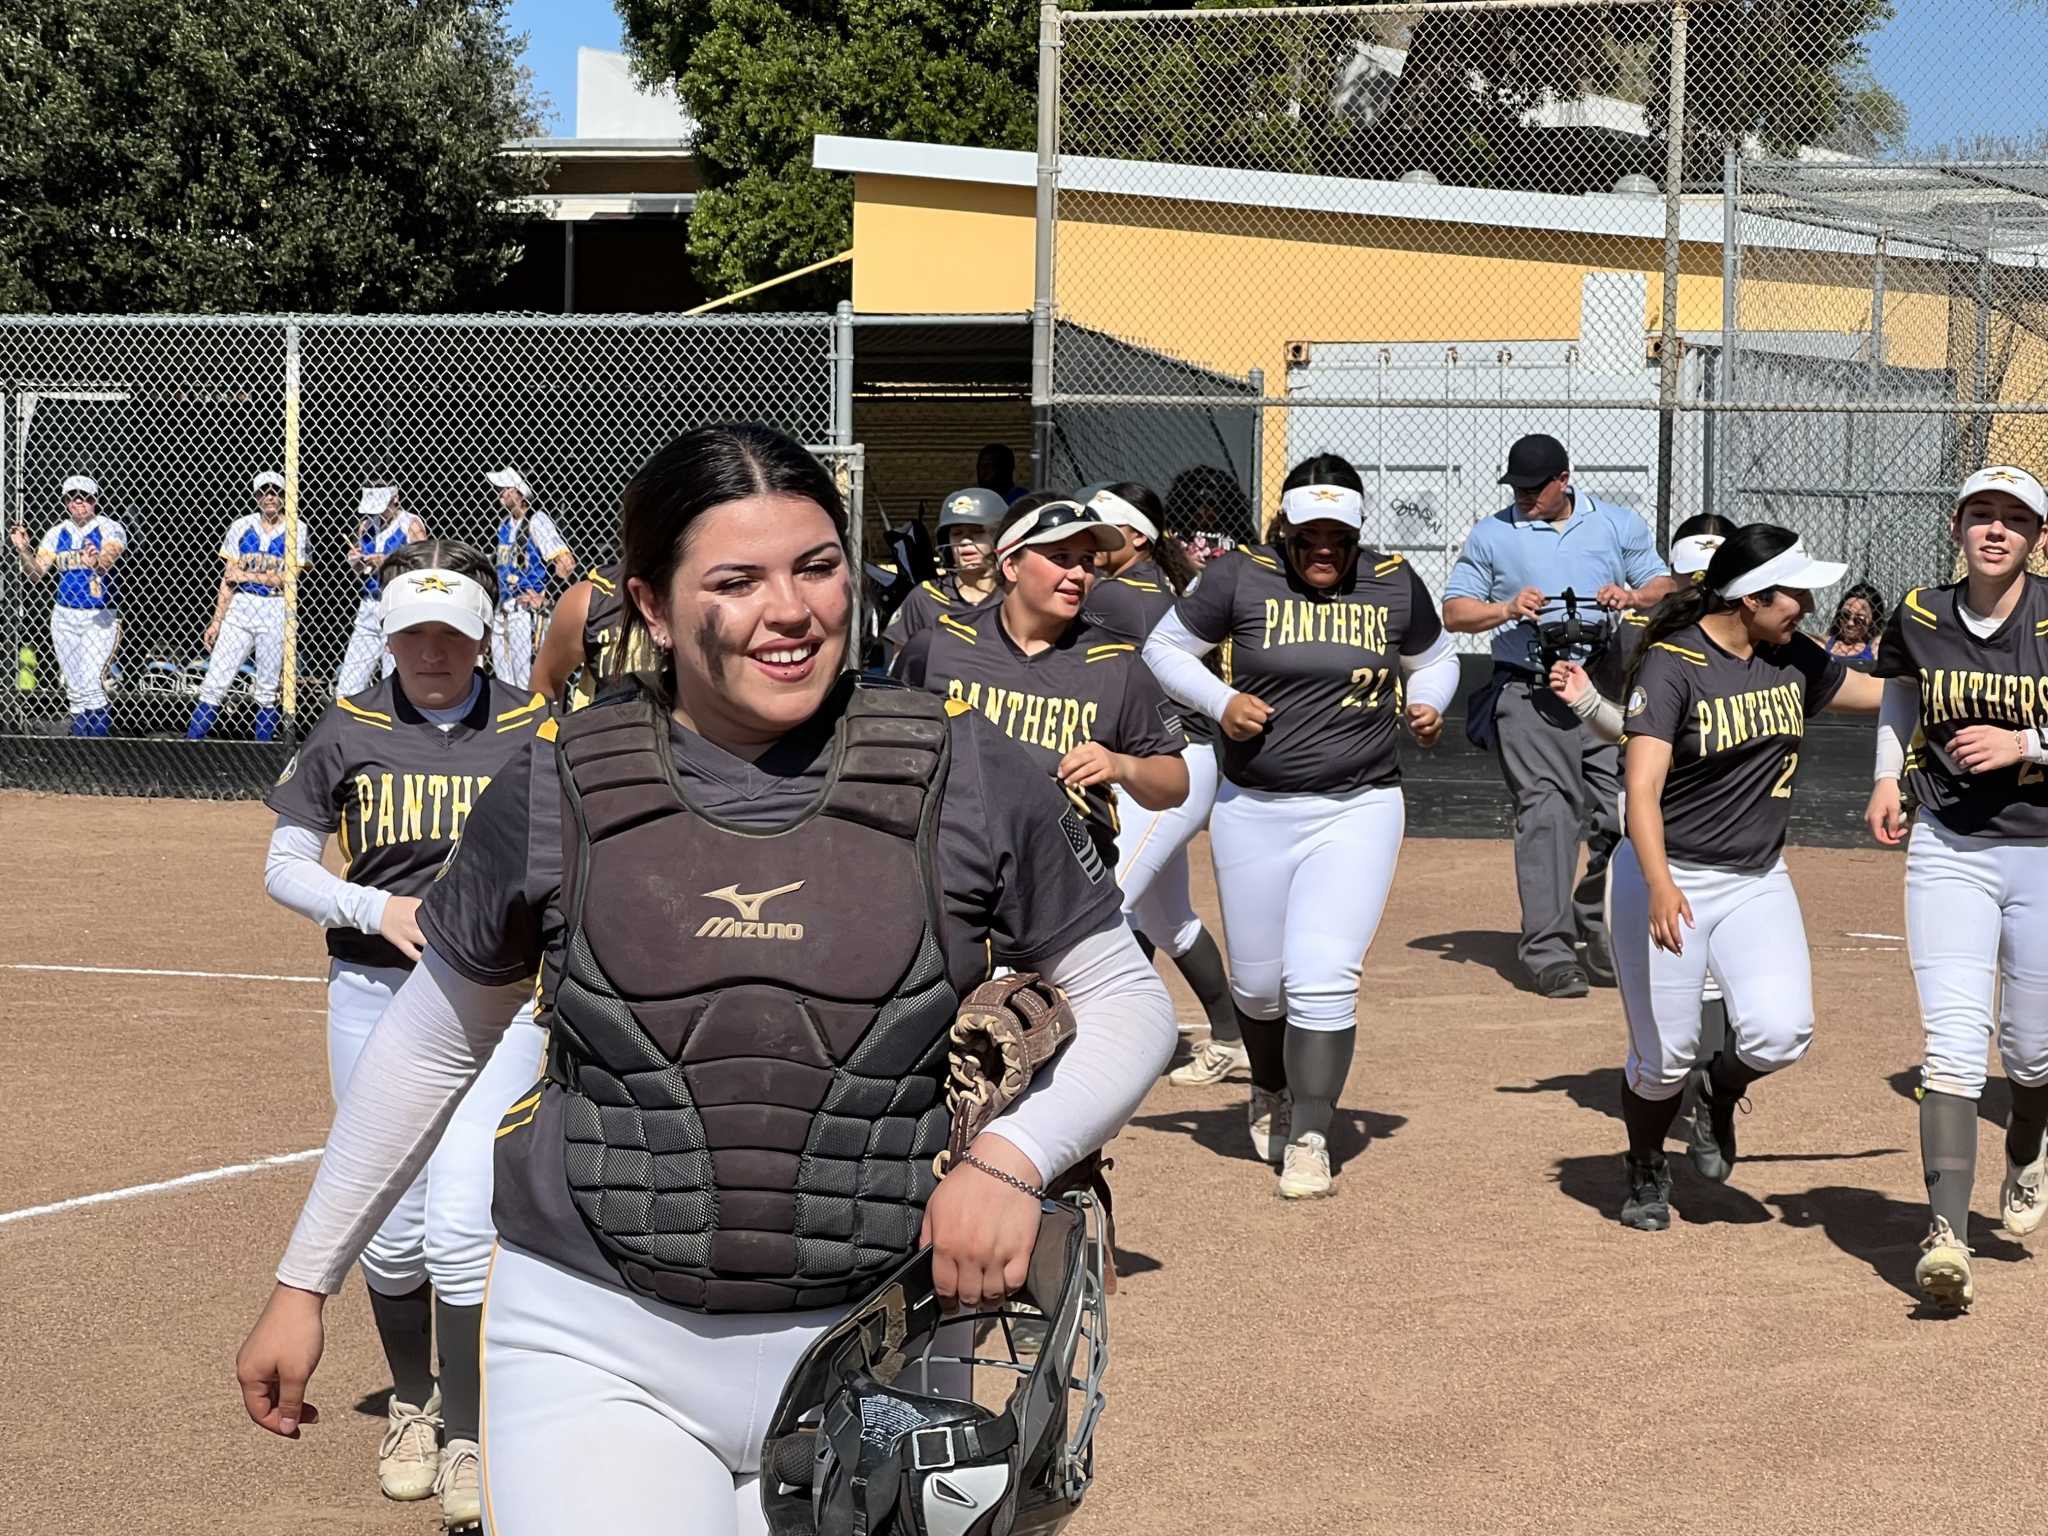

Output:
xmin=1653 ymin=0 xmax=1689 ymax=556
xmin=1247 ymin=366 xmax=1265 ymax=516
xmin=831 ymin=300 xmax=855 ymax=448
xmin=281 ymin=321 xmax=302 ymax=723
xmin=1717 ymin=143 xmax=1737 ymax=523
xmin=1030 ymin=0 xmax=1061 ymax=486
xmin=1973 ymin=246 xmax=1993 ymax=467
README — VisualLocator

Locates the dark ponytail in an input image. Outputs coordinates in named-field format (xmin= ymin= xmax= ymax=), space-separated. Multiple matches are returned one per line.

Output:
xmin=1630 ymin=522 xmax=1799 ymax=689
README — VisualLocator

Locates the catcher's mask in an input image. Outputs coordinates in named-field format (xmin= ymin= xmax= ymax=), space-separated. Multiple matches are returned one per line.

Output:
xmin=760 ymin=1192 xmax=1109 ymax=1536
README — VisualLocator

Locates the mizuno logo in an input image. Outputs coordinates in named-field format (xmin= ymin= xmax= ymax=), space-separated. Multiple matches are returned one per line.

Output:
xmin=697 ymin=881 xmax=805 ymax=940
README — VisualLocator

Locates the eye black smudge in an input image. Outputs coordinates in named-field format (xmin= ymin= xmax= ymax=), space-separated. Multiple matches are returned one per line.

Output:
xmin=694 ymin=602 xmax=742 ymax=692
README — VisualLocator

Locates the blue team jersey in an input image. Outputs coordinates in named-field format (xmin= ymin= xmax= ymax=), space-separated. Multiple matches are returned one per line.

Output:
xmin=494 ymin=510 xmax=565 ymax=603
xmin=40 ymin=517 xmax=126 ymax=610
xmin=361 ymin=516 xmax=415 ymax=599
xmin=224 ymin=513 xmax=306 ymax=597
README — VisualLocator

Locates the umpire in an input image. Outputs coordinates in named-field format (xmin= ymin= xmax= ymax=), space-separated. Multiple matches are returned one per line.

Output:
xmin=1443 ymin=433 xmax=1675 ymax=998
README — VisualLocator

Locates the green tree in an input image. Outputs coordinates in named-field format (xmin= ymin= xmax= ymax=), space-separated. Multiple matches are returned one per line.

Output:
xmin=617 ymin=0 xmax=1044 ymax=308
xmin=0 ymin=0 xmax=550 ymax=312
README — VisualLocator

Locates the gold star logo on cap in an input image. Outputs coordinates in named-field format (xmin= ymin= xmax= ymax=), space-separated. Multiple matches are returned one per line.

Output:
xmin=1987 ymin=469 xmax=2023 ymax=484
xmin=1311 ymin=488 xmax=1342 ymax=503
xmin=950 ymin=495 xmax=976 ymax=514
xmin=412 ymin=574 xmax=454 ymax=593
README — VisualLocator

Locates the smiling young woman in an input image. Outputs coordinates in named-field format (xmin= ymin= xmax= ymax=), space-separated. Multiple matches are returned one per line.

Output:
xmin=234 ymin=425 xmax=1175 ymax=1535
xmin=1868 ymin=465 xmax=2048 ymax=1310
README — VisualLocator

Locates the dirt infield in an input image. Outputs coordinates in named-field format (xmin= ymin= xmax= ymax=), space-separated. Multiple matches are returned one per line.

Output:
xmin=1 ymin=790 xmax=2036 ymax=1536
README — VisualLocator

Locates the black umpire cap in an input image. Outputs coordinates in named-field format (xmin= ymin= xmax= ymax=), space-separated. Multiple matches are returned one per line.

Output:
xmin=1499 ymin=433 xmax=1569 ymax=489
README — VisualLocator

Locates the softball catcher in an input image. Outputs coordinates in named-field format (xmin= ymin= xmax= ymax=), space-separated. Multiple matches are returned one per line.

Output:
xmin=1869 ymin=465 xmax=2048 ymax=1308
xmin=236 ymin=425 xmax=1174 ymax=1536
xmin=1613 ymin=524 xmax=1883 ymax=1232
xmin=1072 ymin=481 xmax=1239 ymax=1076
xmin=1143 ymin=454 xmax=1460 ymax=1199
xmin=9 ymin=474 xmax=125 ymax=736
xmin=262 ymin=537 xmax=552 ymax=1529
xmin=186 ymin=472 xmax=308 ymax=742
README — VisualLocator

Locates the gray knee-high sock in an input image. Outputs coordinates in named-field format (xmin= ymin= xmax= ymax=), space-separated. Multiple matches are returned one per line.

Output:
xmin=1698 ymin=996 xmax=1728 ymax=1063
xmin=368 ymin=1280 xmax=436 ymax=1408
xmin=1238 ymin=1008 xmax=1287 ymax=1092
xmin=1172 ymin=927 xmax=1236 ymax=1039
xmin=1922 ymin=1090 xmax=1978 ymax=1236
xmin=435 ymin=1299 xmax=484 ymax=1444
xmin=2007 ymin=1081 xmax=2048 ymax=1168
xmin=1283 ymin=1026 xmax=1356 ymax=1142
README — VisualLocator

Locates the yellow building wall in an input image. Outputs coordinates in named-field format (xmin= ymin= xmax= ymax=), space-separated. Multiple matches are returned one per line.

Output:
xmin=850 ymin=173 xmax=1035 ymax=314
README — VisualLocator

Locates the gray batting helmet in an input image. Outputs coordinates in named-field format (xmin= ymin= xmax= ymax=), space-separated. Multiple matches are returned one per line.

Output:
xmin=936 ymin=488 xmax=1006 ymax=533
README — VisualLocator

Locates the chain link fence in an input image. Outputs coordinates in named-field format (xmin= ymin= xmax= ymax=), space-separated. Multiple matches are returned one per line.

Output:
xmin=0 ymin=314 xmax=845 ymax=795
xmin=1040 ymin=0 xmax=2048 ymax=646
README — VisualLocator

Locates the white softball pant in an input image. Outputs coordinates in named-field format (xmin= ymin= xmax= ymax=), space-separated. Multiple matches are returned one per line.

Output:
xmin=1907 ymin=811 xmax=2048 ymax=1099
xmin=327 ymin=962 xmax=544 ymax=1304
xmin=198 ymin=592 xmax=285 ymax=706
xmin=334 ymin=597 xmax=395 ymax=699
xmin=490 ymin=604 xmax=539 ymax=690
xmin=1206 ymin=780 xmax=1405 ymax=1031
xmin=1610 ymin=840 xmax=1814 ymax=1101
xmin=50 ymin=605 xmax=118 ymax=714
xmin=1609 ymin=789 xmax=1720 ymax=1004
xmin=1111 ymin=742 xmax=1219 ymax=959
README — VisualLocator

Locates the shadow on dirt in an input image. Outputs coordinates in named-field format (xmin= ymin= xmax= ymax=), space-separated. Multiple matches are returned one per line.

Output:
xmin=1885 ymin=1067 xmax=2011 ymax=1128
xmin=1766 ymin=1184 xmax=2029 ymax=1316
xmin=1407 ymin=929 xmax=1525 ymax=987
xmin=1128 ymin=1102 xmax=1407 ymax=1173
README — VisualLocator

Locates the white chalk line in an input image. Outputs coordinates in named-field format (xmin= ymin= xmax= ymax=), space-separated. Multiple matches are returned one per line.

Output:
xmin=0 ymin=1148 xmax=324 ymax=1227
xmin=1 ymin=962 xmax=324 ymax=984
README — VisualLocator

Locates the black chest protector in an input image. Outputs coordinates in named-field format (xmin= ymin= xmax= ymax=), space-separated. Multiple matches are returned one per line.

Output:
xmin=547 ymin=678 xmax=962 ymax=1313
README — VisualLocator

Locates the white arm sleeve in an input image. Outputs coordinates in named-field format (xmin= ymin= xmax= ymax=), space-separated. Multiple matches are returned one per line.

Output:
xmin=1398 ymin=632 xmax=1460 ymax=716
xmin=1143 ymin=609 xmax=1238 ymax=724
xmin=1875 ymin=677 xmax=1918 ymax=781
xmin=277 ymin=949 xmax=529 ymax=1293
xmin=1568 ymin=685 xmax=1627 ymax=745
xmin=984 ymin=924 xmax=1176 ymax=1184
xmin=264 ymin=818 xmax=391 ymax=936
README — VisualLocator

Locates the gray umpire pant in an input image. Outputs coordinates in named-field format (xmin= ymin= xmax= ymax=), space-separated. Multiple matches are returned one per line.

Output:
xmin=1494 ymin=673 xmax=1621 ymax=979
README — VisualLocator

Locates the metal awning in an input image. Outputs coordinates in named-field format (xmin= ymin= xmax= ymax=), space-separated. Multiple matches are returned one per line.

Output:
xmin=1742 ymin=159 xmax=2048 ymax=259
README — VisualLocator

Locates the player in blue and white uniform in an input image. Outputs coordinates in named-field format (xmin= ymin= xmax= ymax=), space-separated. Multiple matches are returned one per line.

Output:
xmin=187 ymin=472 xmax=311 ymax=742
xmin=336 ymin=483 xmax=427 ymax=699
xmin=486 ymin=467 xmax=574 ymax=689
xmin=9 ymin=474 xmax=126 ymax=737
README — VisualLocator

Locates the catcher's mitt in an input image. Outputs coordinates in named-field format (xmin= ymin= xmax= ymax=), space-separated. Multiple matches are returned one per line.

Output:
xmin=932 ymin=973 xmax=1076 ymax=1180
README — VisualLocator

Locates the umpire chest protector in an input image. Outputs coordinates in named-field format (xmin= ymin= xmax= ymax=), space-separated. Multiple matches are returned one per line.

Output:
xmin=548 ymin=676 xmax=962 ymax=1313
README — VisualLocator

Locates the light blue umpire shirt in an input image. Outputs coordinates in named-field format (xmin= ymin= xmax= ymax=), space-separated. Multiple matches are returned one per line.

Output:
xmin=1444 ymin=488 xmax=1669 ymax=672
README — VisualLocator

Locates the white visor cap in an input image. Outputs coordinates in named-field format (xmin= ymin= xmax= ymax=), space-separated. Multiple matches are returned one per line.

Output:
xmin=359 ymin=485 xmax=399 ymax=519
xmin=1279 ymin=483 xmax=1364 ymax=532
xmin=487 ymin=466 xmax=534 ymax=499
xmin=1717 ymin=540 xmax=1848 ymax=600
xmin=253 ymin=471 xmax=285 ymax=494
xmin=1670 ymin=533 xmax=1724 ymax=577
xmin=61 ymin=474 xmax=99 ymax=499
xmin=1957 ymin=465 xmax=2047 ymax=521
xmin=1080 ymin=485 xmax=1159 ymax=544
xmin=381 ymin=567 xmax=496 ymax=642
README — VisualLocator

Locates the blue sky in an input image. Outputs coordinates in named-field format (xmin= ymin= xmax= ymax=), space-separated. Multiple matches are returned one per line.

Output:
xmin=508 ymin=0 xmax=2047 ymax=154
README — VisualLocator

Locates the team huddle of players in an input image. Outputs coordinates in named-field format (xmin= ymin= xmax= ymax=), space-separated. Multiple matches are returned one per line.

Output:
xmin=7 ymin=466 xmax=576 ymax=741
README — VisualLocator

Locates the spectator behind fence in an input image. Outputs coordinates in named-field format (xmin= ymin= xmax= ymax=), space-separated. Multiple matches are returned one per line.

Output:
xmin=1442 ymin=433 xmax=1676 ymax=999
xmin=1825 ymin=582 xmax=1886 ymax=664
xmin=976 ymin=443 xmax=1026 ymax=506
xmin=1164 ymin=463 xmax=1252 ymax=564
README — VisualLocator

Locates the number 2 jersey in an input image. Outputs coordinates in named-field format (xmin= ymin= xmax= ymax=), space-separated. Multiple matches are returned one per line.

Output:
xmin=265 ymin=674 xmax=556 ymax=969
xmin=1875 ymin=575 xmax=2048 ymax=838
xmin=1171 ymin=543 xmax=1443 ymax=795
xmin=1623 ymin=623 xmax=1845 ymax=872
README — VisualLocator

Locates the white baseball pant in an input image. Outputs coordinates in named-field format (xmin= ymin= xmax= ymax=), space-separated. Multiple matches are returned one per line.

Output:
xmin=197 ymin=592 xmax=285 ymax=706
xmin=1609 ymin=788 xmax=1721 ymax=1004
xmin=327 ymin=962 xmax=544 ymax=1304
xmin=1907 ymin=810 xmax=2048 ymax=1099
xmin=490 ymin=604 xmax=540 ymax=690
xmin=1111 ymin=742 xmax=1219 ymax=958
xmin=1206 ymin=780 xmax=1405 ymax=1031
xmin=50 ymin=605 xmax=118 ymax=714
xmin=1610 ymin=840 xmax=1814 ymax=1101
xmin=335 ymin=597 xmax=395 ymax=698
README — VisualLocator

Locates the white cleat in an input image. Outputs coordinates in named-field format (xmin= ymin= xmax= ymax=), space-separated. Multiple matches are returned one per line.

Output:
xmin=1277 ymin=1132 xmax=1334 ymax=1199
xmin=1247 ymin=1088 xmax=1291 ymax=1165
xmin=2002 ymin=1146 xmax=2048 ymax=1236
xmin=1169 ymin=1038 xmax=1250 ymax=1087
xmin=1915 ymin=1217 xmax=1975 ymax=1310
xmin=436 ymin=1437 xmax=482 ymax=1530
xmin=378 ymin=1388 xmax=443 ymax=1502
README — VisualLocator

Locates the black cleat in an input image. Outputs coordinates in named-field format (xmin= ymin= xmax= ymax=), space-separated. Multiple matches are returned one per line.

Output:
xmin=1620 ymin=1153 xmax=1673 ymax=1231
xmin=1534 ymin=962 xmax=1590 ymax=999
xmin=1688 ymin=1065 xmax=1743 ymax=1183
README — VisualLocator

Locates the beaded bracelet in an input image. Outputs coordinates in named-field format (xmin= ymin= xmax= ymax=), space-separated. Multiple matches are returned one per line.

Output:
xmin=956 ymin=1151 xmax=1048 ymax=1200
